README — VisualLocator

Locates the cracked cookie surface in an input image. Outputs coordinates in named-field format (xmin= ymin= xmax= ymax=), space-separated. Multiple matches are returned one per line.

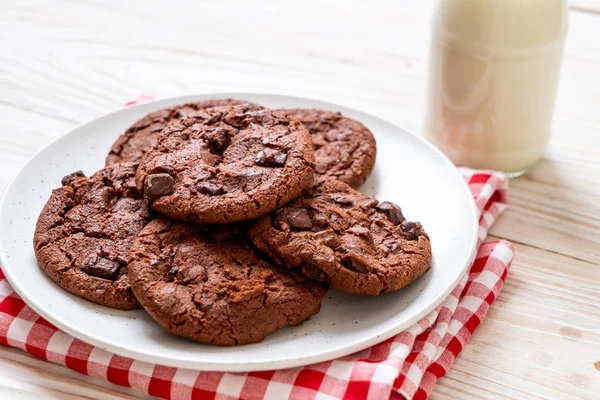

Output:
xmin=135 ymin=104 xmax=316 ymax=224
xmin=280 ymin=109 xmax=376 ymax=188
xmin=33 ymin=163 xmax=151 ymax=309
xmin=249 ymin=179 xmax=431 ymax=295
xmin=127 ymin=217 xmax=328 ymax=346
xmin=106 ymin=98 xmax=256 ymax=166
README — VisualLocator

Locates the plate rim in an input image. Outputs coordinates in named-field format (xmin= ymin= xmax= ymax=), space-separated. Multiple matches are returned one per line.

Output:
xmin=0 ymin=92 xmax=479 ymax=371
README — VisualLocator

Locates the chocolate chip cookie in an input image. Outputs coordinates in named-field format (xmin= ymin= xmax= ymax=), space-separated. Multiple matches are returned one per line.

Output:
xmin=33 ymin=163 xmax=151 ymax=310
xmin=127 ymin=217 xmax=327 ymax=346
xmin=281 ymin=109 xmax=376 ymax=188
xmin=248 ymin=179 xmax=431 ymax=295
xmin=136 ymin=104 xmax=316 ymax=224
xmin=106 ymin=99 xmax=255 ymax=166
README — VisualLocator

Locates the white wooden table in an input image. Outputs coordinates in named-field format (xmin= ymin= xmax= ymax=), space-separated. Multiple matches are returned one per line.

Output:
xmin=1 ymin=1 xmax=599 ymax=399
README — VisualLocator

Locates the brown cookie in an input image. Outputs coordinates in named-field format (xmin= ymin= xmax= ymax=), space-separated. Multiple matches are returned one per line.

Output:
xmin=281 ymin=109 xmax=376 ymax=188
xmin=135 ymin=104 xmax=316 ymax=224
xmin=33 ymin=163 xmax=151 ymax=310
xmin=248 ymin=179 xmax=431 ymax=295
xmin=127 ymin=217 xmax=328 ymax=346
xmin=106 ymin=99 xmax=256 ymax=166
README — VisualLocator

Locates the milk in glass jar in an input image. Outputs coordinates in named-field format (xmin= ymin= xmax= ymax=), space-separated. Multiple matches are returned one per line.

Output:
xmin=424 ymin=0 xmax=568 ymax=176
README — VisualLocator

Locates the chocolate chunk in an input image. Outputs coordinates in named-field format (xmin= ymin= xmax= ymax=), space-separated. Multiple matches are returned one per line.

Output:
xmin=376 ymin=201 xmax=405 ymax=225
xmin=275 ymin=208 xmax=312 ymax=229
xmin=61 ymin=170 xmax=85 ymax=186
xmin=145 ymin=173 xmax=175 ymax=198
xmin=341 ymin=254 xmax=369 ymax=273
xmin=310 ymin=213 xmax=330 ymax=231
xmin=255 ymin=148 xmax=287 ymax=167
xmin=82 ymin=255 xmax=120 ymax=280
xmin=204 ymin=127 xmax=232 ymax=154
xmin=387 ymin=242 xmax=402 ymax=253
xmin=331 ymin=194 xmax=353 ymax=205
xmin=328 ymin=213 xmax=347 ymax=231
xmin=314 ymin=230 xmax=341 ymax=248
xmin=196 ymin=181 xmax=222 ymax=195
xmin=300 ymin=263 xmax=328 ymax=281
xmin=399 ymin=221 xmax=419 ymax=240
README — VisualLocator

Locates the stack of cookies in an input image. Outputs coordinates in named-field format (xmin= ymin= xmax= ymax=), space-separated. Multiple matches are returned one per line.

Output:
xmin=33 ymin=99 xmax=432 ymax=346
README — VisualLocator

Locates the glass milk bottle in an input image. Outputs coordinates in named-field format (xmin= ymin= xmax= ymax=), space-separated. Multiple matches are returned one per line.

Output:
xmin=423 ymin=0 xmax=568 ymax=176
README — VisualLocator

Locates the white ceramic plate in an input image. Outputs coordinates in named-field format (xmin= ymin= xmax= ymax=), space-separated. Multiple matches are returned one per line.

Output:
xmin=0 ymin=94 xmax=478 ymax=372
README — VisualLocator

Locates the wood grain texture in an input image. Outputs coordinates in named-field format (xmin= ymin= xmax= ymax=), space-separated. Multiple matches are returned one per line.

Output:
xmin=0 ymin=0 xmax=598 ymax=399
xmin=0 ymin=347 xmax=150 ymax=399
xmin=433 ymin=237 xmax=600 ymax=400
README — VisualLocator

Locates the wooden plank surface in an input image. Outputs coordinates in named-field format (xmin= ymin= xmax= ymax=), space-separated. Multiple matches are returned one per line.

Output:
xmin=432 ymin=237 xmax=600 ymax=400
xmin=0 ymin=0 xmax=599 ymax=399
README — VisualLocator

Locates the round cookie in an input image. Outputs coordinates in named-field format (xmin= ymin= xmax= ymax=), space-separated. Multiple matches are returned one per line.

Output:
xmin=135 ymin=104 xmax=316 ymax=224
xmin=33 ymin=163 xmax=151 ymax=310
xmin=281 ymin=109 xmax=376 ymax=188
xmin=248 ymin=179 xmax=431 ymax=295
xmin=127 ymin=217 xmax=328 ymax=346
xmin=106 ymin=98 xmax=256 ymax=166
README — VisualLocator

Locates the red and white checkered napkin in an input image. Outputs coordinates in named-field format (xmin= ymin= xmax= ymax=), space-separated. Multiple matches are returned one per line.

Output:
xmin=0 ymin=167 xmax=513 ymax=400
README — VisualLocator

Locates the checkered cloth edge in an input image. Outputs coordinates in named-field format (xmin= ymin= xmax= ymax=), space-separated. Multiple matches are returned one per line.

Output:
xmin=0 ymin=165 xmax=513 ymax=400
